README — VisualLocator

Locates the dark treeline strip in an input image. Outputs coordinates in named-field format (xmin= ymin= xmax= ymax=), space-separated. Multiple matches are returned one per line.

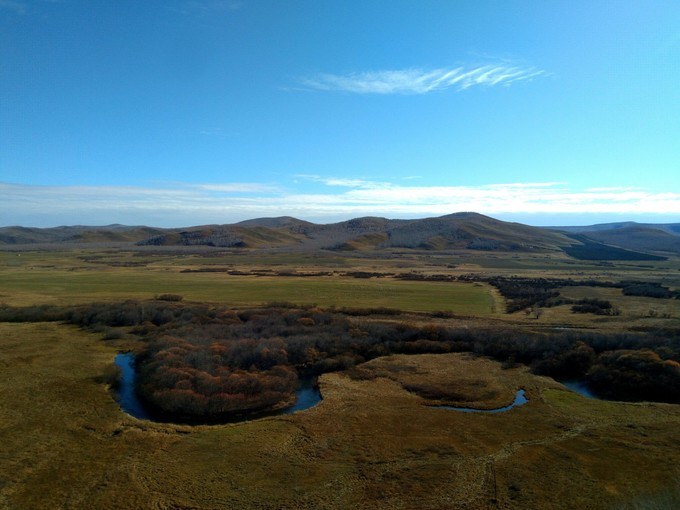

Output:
xmin=571 ymin=298 xmax=618 ymax=316
xmin=1 ymin=301 xmax=679 ymax=419
xmin=0 ymin=304 xmax=68 ymax=323
xmin=475 ymin=276 xmax=582 ymax=313
xmin=463 ymin=275 xmax=678 ymax=314
xmin=621 ymin=282 xmax=679 ymax=299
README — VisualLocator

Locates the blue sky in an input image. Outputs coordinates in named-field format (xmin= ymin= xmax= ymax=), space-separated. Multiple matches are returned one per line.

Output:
xmin=1 ymin=0 xmax=679 ymax=227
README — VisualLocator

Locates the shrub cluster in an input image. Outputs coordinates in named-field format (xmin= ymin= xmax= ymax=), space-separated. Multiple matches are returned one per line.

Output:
xmin=571 ymin=298 xmax=614 ymax=315
xmin=155 ymin=294 xmax=184 ymax=302
xmin=0 ymin=303 xmax=68 ymax=322
xmin=482 ymin=277 xmax=563 ymax=312
xmin=472 ymin=275 xmax=678 ymax=315
xmin=587 ymin=350 xmax=680 ymax=402
xmin=621 ymin=282 xmax=676 ymax=299
xmin=136 ymin=336 xmax=297 ymax=419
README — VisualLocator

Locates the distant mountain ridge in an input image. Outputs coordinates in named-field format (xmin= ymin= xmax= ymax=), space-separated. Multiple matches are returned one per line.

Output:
xmin=548 ymin=221 xmax=680 ymax=235
xmin=544 ymin=221 xmax=680 ymax=256
xmin=1 ymin=213 xmax=678 ymax=259
xmin=0 ymin=225 xmax=167 ymax=245
xmin=134 ymin=212 xmax=575 ymax=252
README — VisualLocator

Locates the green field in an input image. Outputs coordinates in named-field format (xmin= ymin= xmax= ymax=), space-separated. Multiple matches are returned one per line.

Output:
xmin=0 ymin=252 xmax=499 ymax=314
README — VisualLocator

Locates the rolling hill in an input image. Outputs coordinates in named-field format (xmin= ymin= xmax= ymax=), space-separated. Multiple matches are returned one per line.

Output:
xmin=546 ymin=222 xmax=680 ymax=256
xmin=571 ymin=226 xmax=680 ymax=254
xmin=552 ymin=221 xmax=680 ymax=236
xmin=133 ymin=213 xmax=575 ymax=252
xmin=1 ymin=213 xmax=677 ymax=259
xmin=0 ymin=225 xmax=166 ymax=245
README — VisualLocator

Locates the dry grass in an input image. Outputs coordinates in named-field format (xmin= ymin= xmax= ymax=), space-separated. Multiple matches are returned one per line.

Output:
xmin=2 ymin=322 xmax=679 ymax=509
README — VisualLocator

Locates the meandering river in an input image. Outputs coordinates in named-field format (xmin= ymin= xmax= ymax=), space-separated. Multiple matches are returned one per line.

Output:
xmin=432 ymin=389 xmax=528 ymax=413
xmin=113 ymin=352 xmax=322 ymax=422
xmin=115 ymin=352 xmax=534 ymax=420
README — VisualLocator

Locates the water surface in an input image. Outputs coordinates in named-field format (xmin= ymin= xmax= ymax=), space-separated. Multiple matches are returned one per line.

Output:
xmin=114 ymin=352 xmax=153 ymax=420
xmin=562 ymin=380 xmax=598 ymax=399
xmin=432 ymin=389 xmax=528 ymax=413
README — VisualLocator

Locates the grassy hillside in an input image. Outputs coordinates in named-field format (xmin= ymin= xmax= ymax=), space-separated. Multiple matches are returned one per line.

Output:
xmin=383 ymin=213 xmax=574 ymax=251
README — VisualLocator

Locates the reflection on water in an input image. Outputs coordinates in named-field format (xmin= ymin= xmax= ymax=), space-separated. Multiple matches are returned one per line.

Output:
xmin=113 ymin=352 xmax=322 ymax=422
xmin=114 ymin=352 xmax=153 ymax=420
xmin=433 ymin=389 xmax=528 ymax=413
xmin=282 ymin=378 xmax=321 ymax=414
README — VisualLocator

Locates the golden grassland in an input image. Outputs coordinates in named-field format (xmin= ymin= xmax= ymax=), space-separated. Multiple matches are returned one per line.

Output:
xmin=2 ymin=247 xmax=680 ymax=509
xmin=1 ymin=322 xmax=679 ymax=510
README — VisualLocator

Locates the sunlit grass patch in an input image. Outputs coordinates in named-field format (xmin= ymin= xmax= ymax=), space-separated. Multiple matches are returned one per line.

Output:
xmin=0 ymin=264 xmax=498 ymax=314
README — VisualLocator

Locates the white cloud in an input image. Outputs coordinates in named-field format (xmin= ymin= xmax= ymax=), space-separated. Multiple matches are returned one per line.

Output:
xmin=300 ymin=64 xmax=545 ymax=95
xmin=295 ymin=174 xmax=386 ymax=188
xmin=2 ymin=181 xmax=679 ymax=228
xmin=191 ymin=183 xmax=279 ymax=193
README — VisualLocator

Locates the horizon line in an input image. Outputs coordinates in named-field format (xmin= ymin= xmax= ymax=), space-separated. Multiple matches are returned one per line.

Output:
xmin=1 ymin=210 xmax=678 ymax=230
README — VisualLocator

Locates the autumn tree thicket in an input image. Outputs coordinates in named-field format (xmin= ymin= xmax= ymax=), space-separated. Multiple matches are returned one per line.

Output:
xmin=1 ymin=299 xmax=679 ymax=421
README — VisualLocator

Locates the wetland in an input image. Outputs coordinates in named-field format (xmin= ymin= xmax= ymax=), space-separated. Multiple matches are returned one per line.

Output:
xmin=1 ymin=240 xmax=679 ymax=509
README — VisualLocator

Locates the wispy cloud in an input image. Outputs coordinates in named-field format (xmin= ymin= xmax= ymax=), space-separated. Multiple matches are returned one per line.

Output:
xmin=0 ymin=0 xmax=68 ymax=15
xmin=0 ymin=182 xmax=275 ymax=227
xmin=2 ymin=180 xmax=679 ymax=228
xmin=0 ymin=0 xmax=28 ymax=15
xmin=299 ymin=64 xmax=545 ymax=95
xmin=295 ymin=174 xmax=387 ymax=189
xmin=191 ymin=183 xmax=279 ymax=193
